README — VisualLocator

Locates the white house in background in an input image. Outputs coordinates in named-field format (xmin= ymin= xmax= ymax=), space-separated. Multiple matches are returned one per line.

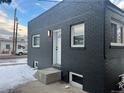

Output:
xmin=0 ymin=37 xmax=27 ymax=54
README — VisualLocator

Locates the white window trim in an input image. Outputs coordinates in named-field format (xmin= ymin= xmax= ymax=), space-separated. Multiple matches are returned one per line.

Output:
xmin=111 ymin=43 xmax=124 ymax=47
xmin=71 ymin=23 xmax=85 ymax=48
xmin=119 ymin=74 xmax=124 ymax=77
xmin=32 ymin=34 xmax=40 ymax=48
xmin=33 ymin=60 xmax=38 ymax=69
xmin=69 ymin=72 xmax=83 ymax=89
xmin=111 ymin=20 xmax=124 ymax=47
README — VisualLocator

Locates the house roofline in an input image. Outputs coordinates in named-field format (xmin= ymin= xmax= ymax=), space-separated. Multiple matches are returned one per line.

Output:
xmin=29 ymin=0 xmax=124 ymax=25
xmin=28 ymin=1 xmax=63 ymax=24
xmin=28 ymin=0 xmax=108 ymax=24
xmin=107 ymin=0 xmax=124 ymax=13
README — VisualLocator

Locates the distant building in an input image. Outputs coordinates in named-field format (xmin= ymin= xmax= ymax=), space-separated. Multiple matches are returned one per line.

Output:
xmin=0 ymin=37 xmax=27 ymax=54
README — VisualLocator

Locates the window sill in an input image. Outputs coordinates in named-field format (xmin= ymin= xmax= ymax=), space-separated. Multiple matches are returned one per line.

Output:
xmin=110 ymin=43 xmax=124 ymax=49
xmin=32 ymin=46 xmax=40 ymax=48
xmin=71 ymin=45 xmax=85 ymax=48
xmin=111 ymin=43 xmax=124 ymax=46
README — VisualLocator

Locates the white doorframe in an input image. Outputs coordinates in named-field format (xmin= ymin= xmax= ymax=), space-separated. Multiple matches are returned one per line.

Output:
xmin=53 ymin=29 xmax=61 ymax=66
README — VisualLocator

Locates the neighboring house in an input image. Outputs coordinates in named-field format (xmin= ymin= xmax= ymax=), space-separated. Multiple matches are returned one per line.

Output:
xmin=28 ymin=0 xmax=124 ymax=93
xmin=0 ymin=38 xmax=27 ymax=54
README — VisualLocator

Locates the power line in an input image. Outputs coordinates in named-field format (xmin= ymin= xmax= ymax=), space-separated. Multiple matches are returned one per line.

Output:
xmin=38 ymin=0 xmax=109 ymax=3
xmin=38 ymin=0 xmax=61 ymax=2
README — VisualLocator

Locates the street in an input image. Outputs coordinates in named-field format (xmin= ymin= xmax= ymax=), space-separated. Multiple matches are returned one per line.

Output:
xmin=0 ymin=58 xmax=36 ymax=93
xmin=0 ymin=58 xmax=27 ymax=66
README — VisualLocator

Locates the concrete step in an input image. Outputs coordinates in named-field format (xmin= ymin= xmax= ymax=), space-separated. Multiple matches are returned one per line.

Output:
xmin=34 ymin=68 xmax=61 ymax=84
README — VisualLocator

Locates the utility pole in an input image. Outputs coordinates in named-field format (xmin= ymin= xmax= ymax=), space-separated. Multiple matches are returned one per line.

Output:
xmin=15 ymin=19 xmax=18 ymax=54
xmin=12 ymin=8 xmax=17 ymax=55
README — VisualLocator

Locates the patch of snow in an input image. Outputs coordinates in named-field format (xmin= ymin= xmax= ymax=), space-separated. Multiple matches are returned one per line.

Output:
xmin=0 ymin=64 xmax=36 ymax=93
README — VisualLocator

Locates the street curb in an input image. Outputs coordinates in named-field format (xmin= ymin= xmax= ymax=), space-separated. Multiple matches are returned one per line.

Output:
xmin=0 ymin=55 xmax=27 ymax=59
xmin=0 ymin=63 xmax=27 ymax=66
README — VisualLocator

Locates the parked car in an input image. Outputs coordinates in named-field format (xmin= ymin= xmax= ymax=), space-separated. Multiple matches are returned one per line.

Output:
xmin=16 ymin=48 xmax=27 ymax=55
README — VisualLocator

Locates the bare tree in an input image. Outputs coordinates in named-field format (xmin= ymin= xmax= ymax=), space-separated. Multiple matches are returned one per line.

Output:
xmin=0 ymin=0 xmax=11 ymax=4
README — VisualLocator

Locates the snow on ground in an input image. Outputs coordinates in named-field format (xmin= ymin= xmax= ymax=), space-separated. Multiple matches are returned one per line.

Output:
xmin=0 ymin=64 xmax=36 ymax=93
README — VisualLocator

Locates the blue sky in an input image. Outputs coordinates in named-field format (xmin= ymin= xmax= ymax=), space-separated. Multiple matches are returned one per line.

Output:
xmin=0 ymin=0 xmax=123 ymax=38
xmin=0 ymin=0 xmax=62 ymax=25
xmin=0 ymin=0 xmax=61 ymax=37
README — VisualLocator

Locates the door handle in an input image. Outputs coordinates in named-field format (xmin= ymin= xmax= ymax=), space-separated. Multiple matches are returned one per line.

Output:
xmin=56 ymin=46 xmax=58 ymax=50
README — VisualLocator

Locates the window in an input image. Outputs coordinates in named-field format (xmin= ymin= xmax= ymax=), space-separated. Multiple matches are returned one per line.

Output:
xmin=32 ymin=34 xmax=40 ymax=48
xmin=71 ymin=23 xmax=85 ymax=47
xmin=111 ymin=21 xmax=124 ymax=46
xmin=33 ymin=61 xmax=38 ymax=69
xmin=69 ymin=72 xmax=83 ymax=89
xmin=6 ymin=44 xmax=10 ymax=49
xmin=18 ymin=45 xmax=25 ymax=49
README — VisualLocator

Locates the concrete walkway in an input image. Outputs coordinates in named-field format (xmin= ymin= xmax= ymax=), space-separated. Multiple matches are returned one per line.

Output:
xmin=11 ymin=80 xmax=89 ymax=93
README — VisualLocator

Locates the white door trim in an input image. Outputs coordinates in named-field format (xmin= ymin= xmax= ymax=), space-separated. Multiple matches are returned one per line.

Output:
xmin=53 ymin=29 xmax=61 ymax=66
xmin=69 ymin=72 xmax=83 ymax=89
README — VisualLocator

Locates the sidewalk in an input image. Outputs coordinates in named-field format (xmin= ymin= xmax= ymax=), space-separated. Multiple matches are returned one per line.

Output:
xmin=11 ymin=80 xmax=88 ymax=93
xmin=0 ymin=54 xmax=27 ymax=59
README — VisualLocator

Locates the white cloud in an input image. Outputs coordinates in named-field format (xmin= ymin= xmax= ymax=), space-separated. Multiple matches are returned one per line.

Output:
xmin=0 ymin=10 xmax=27 ymax=37
xmin=117 ymin=1 xmax=124 ymax=9
xmin=0 ymin=10 xmax=7 ymax=17
xmin=110 ymin=0 xmax=124 ymax=9
xmin=35 ymin=0 xmax=63 ymax=10
xmin=35 ymin=3 xmax=41 ymax=6
xmin=18 ymin=25 xmax=27 ymax=37
xmin=10 ymin=0 xmax=25 ymax=13
xmin=110 ymin=0 xmax=120 ymax=4
xmin=35 ymin=2 xmax=52 ymax=10
xmin=0 ymin=0 xmax=25 ymax=14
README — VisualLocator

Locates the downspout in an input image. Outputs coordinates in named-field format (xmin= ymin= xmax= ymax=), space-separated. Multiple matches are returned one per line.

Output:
xmin=103 ymin=0 xmax=109 ymax=59
xmin=103 ymin=0 xmax=107 ymax=93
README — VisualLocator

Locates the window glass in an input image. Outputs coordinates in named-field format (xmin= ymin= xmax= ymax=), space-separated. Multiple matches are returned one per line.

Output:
xmin=6 ymin=44 xmax=10 ymax=49
xmin=18 ymin=45 xmax=25 ymax=49
xmin=111 ymin=23 xmax=117 ymax=43
xmin=117 ymin=27 xmax=123 ymax=43
xmin=111 ymin=21 xmax=124 ymax=46
xmin=32 ymin=34 xmax=40 ymax=48
xmin=34 ymin=36 xmax=40 ymax=46
xmin=71 ymin=23 xmax=85 ymax=47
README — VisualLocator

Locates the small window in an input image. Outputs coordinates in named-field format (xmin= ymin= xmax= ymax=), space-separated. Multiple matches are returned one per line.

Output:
xmin=33 ymin=61 xmax=38 ymax=69
xmin=32 ymin=34 xmax=40 ymax=48
xmin=18 ymin=45 xmax=22 ymax=49
xmin=71 ymin=23 xmax=85 ymax=47
xmin=111 ymin=21 xmax=124 ymax=46
xmin=6 ymin=44 xmax=10 ymax=49
xmin=18 ymin=45 xmax=25 ymax=49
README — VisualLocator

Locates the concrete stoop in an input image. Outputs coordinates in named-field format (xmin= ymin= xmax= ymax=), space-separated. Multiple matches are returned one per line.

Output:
xmin=34 ymin=68 xmax=61 ymax=84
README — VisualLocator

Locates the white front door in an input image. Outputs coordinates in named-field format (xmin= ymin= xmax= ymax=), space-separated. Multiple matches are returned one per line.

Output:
xmin=53 ymin=29 xmax=61 ymax=66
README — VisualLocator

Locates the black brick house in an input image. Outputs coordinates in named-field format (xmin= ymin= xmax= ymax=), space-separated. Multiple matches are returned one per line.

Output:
xmin=28 ymin=0 xmax=124 ymax=93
